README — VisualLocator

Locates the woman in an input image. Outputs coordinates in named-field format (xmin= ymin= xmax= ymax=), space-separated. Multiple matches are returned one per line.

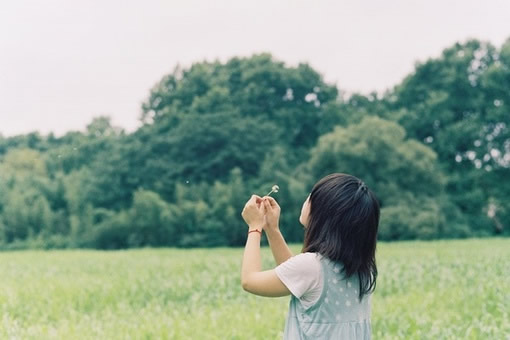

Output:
xmin=241 ymin=173 xmax=380 ymax=339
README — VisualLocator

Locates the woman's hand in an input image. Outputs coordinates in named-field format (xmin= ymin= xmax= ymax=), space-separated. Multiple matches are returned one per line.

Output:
xmin=262 ymin=196 xmax=280 ymax=233
xmin=241 ymin=195 xmax=265 ymax=231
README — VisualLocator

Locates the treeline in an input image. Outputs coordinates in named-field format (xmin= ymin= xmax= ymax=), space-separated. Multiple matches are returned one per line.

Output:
xmin=0 ymin=38 xmax=509 ymax=249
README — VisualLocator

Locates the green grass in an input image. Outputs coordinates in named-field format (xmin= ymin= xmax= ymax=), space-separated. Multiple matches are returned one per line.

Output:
xmin=0 ymin=238 xmax=508 ymax=339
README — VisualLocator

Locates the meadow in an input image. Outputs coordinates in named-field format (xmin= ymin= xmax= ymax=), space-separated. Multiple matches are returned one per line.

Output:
xmin=0 ymin=238 xmax=508 ymax=339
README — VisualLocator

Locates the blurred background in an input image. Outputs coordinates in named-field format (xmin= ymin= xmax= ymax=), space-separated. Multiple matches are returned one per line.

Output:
xmin=0 ymin=0 xmax=509 ymax=249
xmin=1 ymin=2 xmax=509 ymax=339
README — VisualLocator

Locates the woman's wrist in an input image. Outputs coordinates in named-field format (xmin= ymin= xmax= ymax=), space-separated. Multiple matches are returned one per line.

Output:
xmin=265 ymin=226 xmax=280 ymax=237
xmin=248 ymin=224 xmax=264 ymax=232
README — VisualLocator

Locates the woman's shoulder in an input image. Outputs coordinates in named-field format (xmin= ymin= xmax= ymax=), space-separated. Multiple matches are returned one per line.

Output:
xmin=300 ymin=251 xmax=321 ymax=258
xmin=279 ymin=252 xmax=322 ymax=272
xmin=295 ymin=252 xmax=322 ymax=263
xmin=275 ymin=253 xmax=324 ymax=303
xmin=299 ymin=252 xmax=335 ymax=264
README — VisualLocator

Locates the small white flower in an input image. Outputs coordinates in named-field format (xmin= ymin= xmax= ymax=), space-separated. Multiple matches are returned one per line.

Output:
xmin=333 ymin=279 xmax=338 ymax=284
xmin=339 ymin=287 xmax=343 ymax=292
xmin=266 ymin=185 xmax=279 ymax=196
xmin=325 ymin=298 xmax=329 ymax=303
xmin=336 ymin=314 xmax=341 ymax=321
xmin=345 ymin=300 xmax=351 ymax=306
xmin=347 ymin=282 xmax=352 ymax=288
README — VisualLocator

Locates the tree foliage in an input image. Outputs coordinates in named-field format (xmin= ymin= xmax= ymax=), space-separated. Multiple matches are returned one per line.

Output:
xmin=1 ymin=40 xmax=509 ymax=249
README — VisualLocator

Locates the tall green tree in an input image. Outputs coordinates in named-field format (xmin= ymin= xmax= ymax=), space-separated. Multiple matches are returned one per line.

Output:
xmin=0 ymin=149 xmax=56 ymax=242
xmin=142 ymin=54 xmax=339 ymax=151
xmin=385 ymin=38 xmax=510 ymax=233
xmin=306 ymin=116 xmax=467 ymax=240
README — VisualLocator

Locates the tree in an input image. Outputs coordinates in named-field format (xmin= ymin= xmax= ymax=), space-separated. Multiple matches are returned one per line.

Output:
xmin=142 ymin=54 xmax=338 ymax=152
xmin=386 ymin=38 xmax=510 ymax=233
xmin=125 ymin=189 xmax=172 ymax=247
xmin=132 ymin=113 xmax=278 ymax=201
xmin=306 ymin=116 xmax=462 ymax=240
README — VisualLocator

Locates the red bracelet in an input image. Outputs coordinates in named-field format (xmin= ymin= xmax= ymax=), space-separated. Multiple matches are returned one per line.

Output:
xmin=248 ymin=229 xmax=262 ymax=235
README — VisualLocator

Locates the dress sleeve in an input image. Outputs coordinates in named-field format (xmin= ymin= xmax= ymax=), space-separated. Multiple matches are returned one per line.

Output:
xmin=274 ymin=252 xmax=322 ymax=300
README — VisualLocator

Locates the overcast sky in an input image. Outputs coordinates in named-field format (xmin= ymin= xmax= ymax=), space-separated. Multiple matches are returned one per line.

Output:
xmin=1 ymin=0 xmax=509 ymax=137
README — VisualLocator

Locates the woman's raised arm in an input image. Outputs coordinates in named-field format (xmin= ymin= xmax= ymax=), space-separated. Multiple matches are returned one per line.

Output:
xmin=263 ymin=197 xmax=293 ymax=265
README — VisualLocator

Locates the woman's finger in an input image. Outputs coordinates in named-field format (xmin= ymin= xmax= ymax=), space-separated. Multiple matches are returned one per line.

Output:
xmin=265 ymin=196 xmax=278 ymax=207
xmin=263 ymin=199 xmax=271 ymax=211
xmin=247 ymin=194 xmax=259 ymax=206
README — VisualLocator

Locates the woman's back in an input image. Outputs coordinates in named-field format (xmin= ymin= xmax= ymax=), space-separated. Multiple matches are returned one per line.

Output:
xmin=282 ymin=253 xmax=371 ymax=339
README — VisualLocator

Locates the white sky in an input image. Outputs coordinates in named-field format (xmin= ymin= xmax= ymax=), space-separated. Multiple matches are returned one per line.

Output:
xmin=1 ymin=0 xmax=509 ymax=137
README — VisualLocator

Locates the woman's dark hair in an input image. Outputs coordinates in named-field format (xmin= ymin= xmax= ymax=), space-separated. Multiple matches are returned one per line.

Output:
xmin=302 ymin=173 xmax=380 ymax=303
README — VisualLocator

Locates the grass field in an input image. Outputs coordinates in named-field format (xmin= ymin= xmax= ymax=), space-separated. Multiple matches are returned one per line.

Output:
xmin=0 ymin=238 xmax=508 ymax=339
